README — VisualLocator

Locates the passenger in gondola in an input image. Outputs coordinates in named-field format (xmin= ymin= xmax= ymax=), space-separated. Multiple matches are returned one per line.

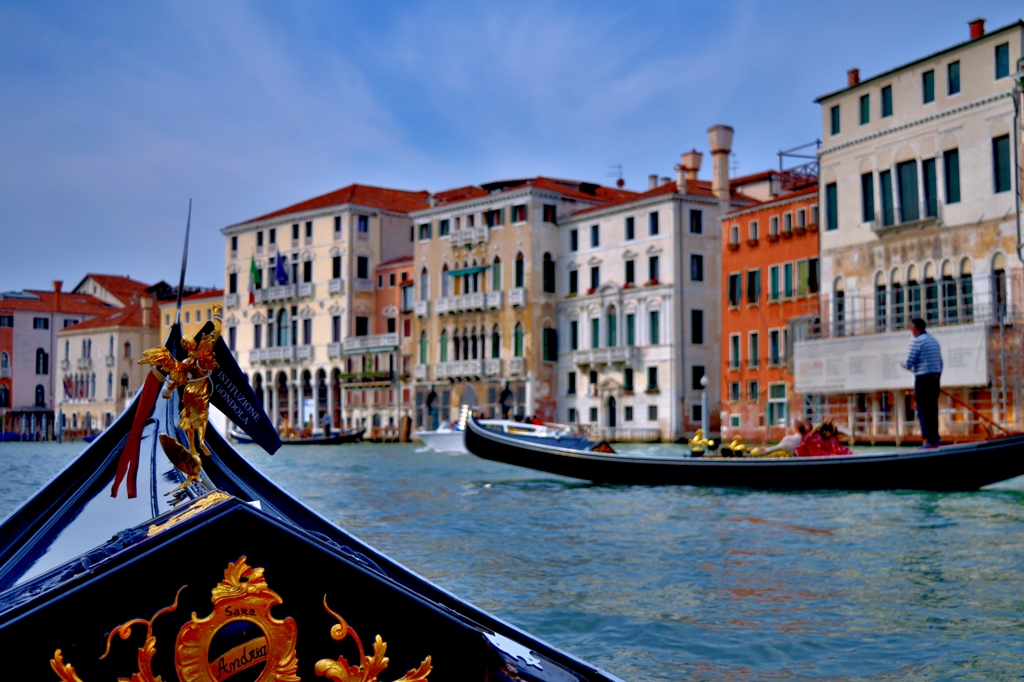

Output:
xmin=322 ymin=410 xmax=332 ymax=438
xmin=761 ymin=419 xmax=811 ymax=456
xmin=796 ymin=420 xmax=852 ymax=457
xmin=499 ymin=383 xmax=513 ymax=419
xmin=426 ymin=388 xmax=438 ymax=430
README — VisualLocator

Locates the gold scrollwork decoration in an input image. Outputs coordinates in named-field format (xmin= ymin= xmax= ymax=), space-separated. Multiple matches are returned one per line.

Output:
xmin=147 ymin=491 xmax=231 ymax=537
xmin=314 ymin=596 xmax=431 ymax=682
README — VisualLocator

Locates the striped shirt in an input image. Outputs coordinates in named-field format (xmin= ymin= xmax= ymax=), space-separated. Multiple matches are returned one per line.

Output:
xmin=903 ymin=332 xmax=943 ymax=376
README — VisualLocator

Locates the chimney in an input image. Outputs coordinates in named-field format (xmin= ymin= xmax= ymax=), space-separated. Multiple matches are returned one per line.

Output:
xmin=53 ymin=280 xmax=62 ymax=310
xmin=969 ymin=18 xmax=985 ymax=40
xmin=141 ymin=296 xmax=152 ymax=329
xmin=660 ymin=177 xmax=671 ymax=186
xmin=429 ymin=194 xmax=437 ymax=208
xmin=847 ymin=68 xmax=860 ymax=86
xmin=648 ymin=174 xmax=658 ymax=190
xmin=708 ymin=124 xmax=734 ymax=205
xmin=676 ymin=150 xmax=703 ymax=195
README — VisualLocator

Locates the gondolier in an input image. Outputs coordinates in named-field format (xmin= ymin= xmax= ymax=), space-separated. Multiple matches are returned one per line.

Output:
xmin=901 ymin=317 xmax=943 ymax=448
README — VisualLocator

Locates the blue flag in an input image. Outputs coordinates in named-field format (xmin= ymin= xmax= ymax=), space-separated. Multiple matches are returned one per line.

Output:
xmin=275 ymin=251 xmax=289 ymax=285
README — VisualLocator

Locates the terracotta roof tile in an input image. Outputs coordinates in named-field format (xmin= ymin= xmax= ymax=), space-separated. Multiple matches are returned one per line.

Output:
xmin=0 ymin=290 xmax=112 ymax=315
xmin=58 ymin=301 xmax=156 ymax=333
xmin=376 ymin=256 xmax=415 ymax=268
xmin=724 ymin=184 xmax=820 ymax=216
xmin=77 ymin=274 xmax=152 ymax=305
xmin=241 ymin=184 xmax=431 ymax=224
xmin=569 ymin=178 xmax=759 ymax=217
xmin=433 ymin=186 xmax=490 ymax=205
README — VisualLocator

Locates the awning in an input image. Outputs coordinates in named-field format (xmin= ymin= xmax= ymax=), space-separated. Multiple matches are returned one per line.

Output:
xmin=446 ymin=265 xmax=488 ymax=277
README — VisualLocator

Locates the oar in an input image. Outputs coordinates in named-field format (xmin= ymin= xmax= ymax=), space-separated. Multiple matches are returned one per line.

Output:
xmin=939 ymin=388 xmax=1016 ymax=438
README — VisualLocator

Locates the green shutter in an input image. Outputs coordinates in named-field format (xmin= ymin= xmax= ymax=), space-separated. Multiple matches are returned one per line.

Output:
xmin=944 ymin=149 xmax=960 ymax=203
xmin=994 ymin=135 xmax=1011 ymax=193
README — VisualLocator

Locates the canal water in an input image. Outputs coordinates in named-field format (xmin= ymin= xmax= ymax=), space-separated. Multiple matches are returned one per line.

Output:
xmin=2 ymin=440 xmax=1024 ymax=681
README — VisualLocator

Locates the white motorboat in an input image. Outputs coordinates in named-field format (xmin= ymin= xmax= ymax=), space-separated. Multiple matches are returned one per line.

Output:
xmin=416 ymin=412 xmax=576 ymax=454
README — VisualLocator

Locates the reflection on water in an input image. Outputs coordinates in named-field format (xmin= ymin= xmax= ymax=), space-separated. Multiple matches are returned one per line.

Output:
xmin=3 ymin=441 xmax=1024 ymax=681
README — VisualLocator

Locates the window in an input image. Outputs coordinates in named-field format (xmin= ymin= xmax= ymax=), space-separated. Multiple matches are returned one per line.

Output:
xmin=728 ymin=273 xmax=741 ymax=307
xmin=861 ymin=172 xmax=875 ymax=222
xmin=124 ymin=341 xmax=131 ymax=359
xmin=291 ymin=223 xmax=299 ymax=241
xmin=748 ymin=332 xmax=759 ymax=368
xmin=33 ymin=317 xmax=49 ymax=330
xmin=0 ymin=315 xmax=11 ymax=327
xmin=303 ymin=260 xmax=312 ymax=283
xmin=358 ymin=215 xmax=369 ymax=232
xmin=439 ymin=219 xmax=450 ymax=236
xmin=334 ymin=216 xmax=342 ymax=234
xmin=689 ymin=209 xmax=702 ymax=234
xmin=515 ymin=253 xmax=525 ymax=288
xmin=690 ymin=254 xmax=703 ymax=282
xmin=767 ymin=384 xmax=788 ymax=427
xmin=35 ymin=384 xmax=45 ymax=408
xmin=404 ymin=318 xmax=411 ymax=337
xmin=418 ymin=223 xmax=431 ymax=240
xmin=485 ymin=207 xmax=504 ymax=227
xmin=269 ymin=228 xmax=276 ymax=244
xmin=514 ymin=323 xmax=524 ymax=357
xmin=355 ymin=317 xmax=369 ymax=336
xmin=944 ymin=149 xmax=961 ymax=203
xmin=649 ymin=212 xmax=659 ymax=235
xmin=859 ymin=94 xmax=870 ymax=124
xmin=378 ymin=275 xmax=383 ymax=289
xmin=647 ymin=367 xmax=658 ymax=391
xmin=747 ymin=269 xmax=760 ymax=304
xmin=922 ymin=70 xmax=935 ymax=103
xmin=305 ymin=221 xmax=313 ymax=239
xmin=923 ymin=158 xmax=938 ymax=217
xmin=590 ymin=266 xmax=599 ymax=290
xmin=257 ymin=231 xmax=264 ymax=247
xmin=797 ymin=209 xmax=806 ymax=228
xmin=567 ymin=371 xmax=576 ymax=394
xmin=948 ymin=61 xmax=960 ymax=95
xmin=748 ymin=380 xmax=759 ymax=401
xmin=253 ymin=324 xmax=262 ymax=349
xmin=492 ymin=257 xmax=502 ymax=291
xmin=589 ymin=407 xmax=598 ymax=423
xmin=994 ymin=135 xmax=1011 ymax=193
xmin=880 ymin=169 xmax=895 ymax=226
xmin=769 ymin=265 xmax=780 ymax=301
xmin=570 ymin=229 xmax=578 ymax=251
xmin=625 ymin=260 xmax=635 ymax=285
xmin=769 ymin=329 xmax=781 ymax=365
xmin=730 ymin=224 xmax=740 ymax=245
xmin=570 ymin=320 xmax=578 ymax=350
xmin=231 ymin=235 xmax=238 ymax=252
xmin=826 ymin=183 xmax=838 ymax=231
xmin=332 ymin=256 xmax=341 ymax=279
xmin=228 ymin=272 xmax=238 ymax=295
xmin=647 ymin=405 xmax=658 ymax=422
xmin=783 ymin=263 xmax=794 ymax=298
xmin=538 ymin=253 xmax=555 ymax=293
xmin=691 ymin=404 xmax=702 ymax=423
xmin=439 ymin=331 xmax=449 ymax=362
xmin=568 ymin=407 xmax=577 ymax=422
xmin=626 ymin=314 xmax=635 ymax=346
xmin=512 ymin=204 xmax=527 ymax=223
xmin=830 ymin=105 xmax=840 ymax=135
xmin=624 ymin=406 xmax=633 ymax=422
xmin=591 ymin=318 xmax=600 ymax=349
xmin=750 ymin=220 xmax=760 ymax=240
xmin=881 ymin=85 xmax=892 ymax=117
xmin=729 ymin=382 xmax=740 ymax=402
xmin=227 ymin=326 xmax=237 ymax=351
xmin=0 ymin=385 xmax=7 ymax=408
xmin=875 ymin=273 xmax=888 ymax=332
xmin=607 ymin=308 xmax=617 ymax=347
xmin=389 ymin=272 xmax=396 ymax=287
xmin=590 ymin=224 xmax=599 ymax=247
xmin=569 ymin=269 xmax=578 ymax=295
xmin=811 ymin=204 xmax=819 ymax=226
xmin=543 ymin=328 xmax=557 ymax=362
xmin=769 ymin=216 xmax=778 ymax=236
xmin=649 ymin=310 xmax=660 ymax=345
xmin=995 ymin=43 xmax=1010 ymax=79
xmin=796 ymin=259 xmax=811 ymax=296
xmin=897 ymin=159 xmax=919 ymax=222
xmin=331 ymin=316 xmax=341 ymax=343
xmin=419 ymin=332 xmax=428 ymax=363
xmin=691 ymin=309 xmax=704 ymax=345
xmin=35 ymin=348 xmax=48 ymax=375
xmin=357 ymin=256 xmax=369 ymax=279
xmin=625 ymin=216 xmax=634 ymax=240
xmin=729 ymin=334 xmax=740 ymax=369
xmin=648 ymin=256 xmax=659 ymax=283
xmin=543 ymin=204 xmax=557 ymax=223
xmin=691 ymin=365 xmax=705 ymax=391
xmin=624 ymin=368 xmax=634 ymax=392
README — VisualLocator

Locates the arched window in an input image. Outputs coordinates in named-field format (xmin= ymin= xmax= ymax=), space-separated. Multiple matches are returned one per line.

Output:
xmin=0 ymin=385 xmax=9 ymax=408
xmin=470 ymin=261 xmax=479 ymax=293
xmin=492 ymin=256 xmax=502 ymax=291
xmin=440 ymin=330 xmax=448 ymax=362
xmin=542 ymin=252 xmax=555 ymax=293
xmin=461 ymin=328 xmax=469 ymax=360
xmin=907 ymin=264 xmax=921 ymax=319
xmin=277 ymin=309 xmax=290 ymax=347
xmin=81 ymin=340 xmax=87 ymax=358
xmin=107 ymin=372 xmax=113 ymax=398
xmin=874 ymin=272 xmax=887 ymax=332
xmin=941 ymin=261 xmax=957 ymax=324
xmin=35 ymin=384 xmax=45 ymax=408
xmin=607 ymin=305 xmax=618 ymax=347
xmin=419 ymin=331 xmax=428 ymax=364
xmin=108 ymin=335 xmax=114 ymax=357
xmin=120 ymin=373 xmax=129 ymax=399
xmin=87 ymin=339 xmax=91 ymax=357
xmin=64 ymin=340 xmax=69 ymax=361
xmin=491 ymin=324 xmax=501 ymax=358
xmin=515 ymin=252 xmax=525 ymax=288
xmin=124 ymin=341 xmax=132 ymax=359
xmin=0 ymin=351 xmax=8 ymax=370
xmin=960 ymin=258 xmax=974 ymax=322
xmin=441 ymin=264 xmax=450 ymax=297
xmin=993 ymin=253 xmax=1007 ymax=322
xmin=420 ymin=267 xmax=429 ymax=302
xmin=891 ymin=268 xmax=905 ymax=330
xmin=923 ymin=262 xmax=938 ymax=324
xmin=35 ymin=348 xmax=49 ymax=375
xmin=514 ymin=323 xmax=524 ymax=357
xmin=834 ymin=278 xmax=846 ymax=337
xmin=471 ymin=327 xmax=478 ymax=359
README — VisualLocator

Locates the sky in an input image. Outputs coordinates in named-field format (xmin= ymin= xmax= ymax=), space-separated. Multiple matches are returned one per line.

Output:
xmin=0 ymin=1 xmax=1019 ymax=293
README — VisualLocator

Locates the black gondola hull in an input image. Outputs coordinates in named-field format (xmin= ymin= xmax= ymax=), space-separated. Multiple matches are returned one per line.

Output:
xmin=465 ymin=418 xmax=1024 ymax=491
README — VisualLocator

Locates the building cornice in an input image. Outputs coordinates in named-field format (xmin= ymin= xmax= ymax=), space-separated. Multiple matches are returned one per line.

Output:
xmin=819 ymin=91 xmax=1014 ymax=158
xmin=221 ymin=204 xmax=410 ymax=235
xmin=722 ymin=190 xmax=819 ymax=221
xmin=560 ymin=193 xmax=720 ymax=226
xmin=409 ymin=186 xmax=599 ymax=221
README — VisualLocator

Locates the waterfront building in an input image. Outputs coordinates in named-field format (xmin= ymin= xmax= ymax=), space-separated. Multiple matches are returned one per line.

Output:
xmin=719 ymin=176 xmax=820 ymax=443
xmin=56 ymin=292 xmax=159 ymax=437
xmin=157 ymin=288 xmax=225 ymax=345
xmin=221 ymin=184 xmax=429 ymax=434
xmin=0 ymin=281 xmax=110 ymax=438
xmin=805 ymin=18 xmax=1024 ymax=440
xmin=409 ymin=179 xmax=637 ymax=428
xmin=557 ymin=127 xmax=757 ymax=441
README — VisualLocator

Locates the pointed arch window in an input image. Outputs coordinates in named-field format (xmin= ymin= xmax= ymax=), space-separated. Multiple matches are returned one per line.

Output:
xmin=514 ymin=323 xmax=524 ymax=357
xmin=124 ymin=341 xmax=132 ymax=359
xmin=440 ymin=330 xmax=448 ymax=362
xmin=107 ymin=372 xmax=113 ymax=398
xmin=35 ymin=384 xmax=45 ymax=407
xmin=0 ymin=385 xmax=9 ymax=408
xmin=35 ymin=348 xmax=49 ymax=375
xmin=277 ymin=309 xmax=290 ymax=346
xmin=0 ymin=351 xmax=8 ymax=370
xmin=441 ymin=264 xmax=450 ymax=297
xmin=960 ymin=258 xmax=973 ymax=322
xmin=419 ymin=331 xmax=428 ymax=364
xmin=941 ymin=261 xmax=958 ymax=324
xmin=993 ymin=253 xmax=1007 ymax=323
xmin=834 ymin=278 xmax=846 ymax=337
xmin=420 ymin=267 xmax=430 ymax=301
xmin=891 ymin=269 xmax=905 ymax=330
xmin=491 ymin=325 xmax=501 ymax=358
xmin=542 ymin=252 xmax=555 ymax=293
xmin=492 ymin=256 xmax=502 ymax=291
xmin=874 ymin=272 xmax=887 ymax=332
xmin=515 ymin=252 xmax=525 ymax=288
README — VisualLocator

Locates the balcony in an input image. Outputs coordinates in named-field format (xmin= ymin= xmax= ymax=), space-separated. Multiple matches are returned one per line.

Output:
xmin=297 ymin=345 xmax=313 ymax=361
xmin=105 ymin=355 xmax=116 ymax=367
xmin=298 ymin=282 xmax=314 ymax=298
xmin=450 ymin=226 xmax=489 ymax=248
xmin=573 ymin=346 xmax=637 ymax=365
xmin=872 ymin=200 xmax=943 ymax=236
xmin=435 ymin=360 xmax=484 ymax=379
xmin=0 ymin=367 xmax=9 ymax=378
xmin=356 ymin=230 xmax=369 ymax=242
xmin=436 ymin=297 xmax=450 ymax=315
xmin=414 ymin=364 xmax=428 ymax=380
xmin=328 ymin=278 xmax=344 ymax=294
xmin=60 ymin=359 xmax=70 ymax=371
xmin=486 ymin=291 xmax=502 ymax=310
xmin=343 ymin=333 xmax=399 ymax=354
xmin=354 ymin=278 xmax=373 ymax=294
xmin=509 ymin=357 xmax=525 ymax=376
xmin=248 ymin=346 xmax=304 ymax=363
xmin=225 ymin=293 xmax=239 ymax=308
xmin=509 ymin=287 xmax=527 ymax=307
xmin=466 ymin=292 xmax=485 ymax=310
xmin=414 ymin=300 xmax=429 ymax=317
xmin=77 ymin=358 xmax=93 ymax=370
xmin=254 ymin=284 xmax=297 ymax=303
xmin=484 ymin=358 xmax=502 ymax=377
xmin=327 ymin=342 xmax=342 ymax=358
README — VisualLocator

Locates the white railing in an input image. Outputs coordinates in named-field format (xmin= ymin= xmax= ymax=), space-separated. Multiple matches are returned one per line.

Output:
xmin=484 ymin=358 xmax=502 ymax=376
xmin=509 ymin=357 xmax=525 ymax=376
xmin=328 ymin=278 xmax=344 ymax=294
xmin=466 ymin=292 xmax=485 ymax=310
xmin=436 ymin=297 xmax=450 ymax=314
xmin=77 ymin=358 xmax=92 ymax=370
xmin=296 ymin=345 xmax=312 ymax=360
xmin=225 ymin=293 xmax=239 ymax=308
xmin=356 ymin=230 xmax=369 ymax=242
xmin=509 ymin=287 xmax=527 ymax=307
xmin=105 ymin=355 xmax=116 ymax=367
xmin=343 ymin=333 xmax=399 ymax=353
xmin=354 ymin=279 xmax=373 ymax=293
xmin=254 ymin=284 xmax=297 ymax=303
xmin=60 ymin=359 xmax=70 ymax=371
xmin=298 ymin=282 xmax=313 ymax=298
xmin=435 ymin=360 xmax=484 ymax=379
xmin=414 ymin=300 xmax=429 ymax=317
xmin=449 ymin=226 xmax=489 ymax=248
xmin=248 ymin=346 xmax=300 ymax=363
xmin=327 ymin=342 xmax=342 ymax=358
xmin=414 ymin=364 xmax=428 ymax=380
xmin=486 ymin=291 xmax=502 ymax=310
xmin=573 ymin=347 xmax=636 ymax=365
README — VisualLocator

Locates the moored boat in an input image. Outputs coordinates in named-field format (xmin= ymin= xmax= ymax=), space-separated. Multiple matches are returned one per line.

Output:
xmin=231 ymin=425 xmax=365 ymax=445
xmin=465 ymin=416 xmax=1024 ymax=491
xmin=417 ymin=418 xmax=582 ymax=454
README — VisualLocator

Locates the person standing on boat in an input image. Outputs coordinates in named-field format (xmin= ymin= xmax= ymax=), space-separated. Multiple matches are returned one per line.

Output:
xmin=499 ymin=383 xmax=514 ymax=420
xmin=426 ymin=388 xmax=438 ymax=430
xmin=322 ymin=410 xmax=331 ymax=438
xmin=902 ymin=317 xmax=943 ymax=448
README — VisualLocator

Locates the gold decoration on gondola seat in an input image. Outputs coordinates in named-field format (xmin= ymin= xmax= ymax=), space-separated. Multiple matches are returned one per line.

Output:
xmin=147 ymin=491 xmax=231 ymax=537
xmin=688 ymin=429 xmax=715 ymax=455
xmin=315 ymin=596 xmax=432 ymax=682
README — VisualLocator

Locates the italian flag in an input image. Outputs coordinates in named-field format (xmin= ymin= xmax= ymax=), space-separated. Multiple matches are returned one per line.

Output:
xmin=249 ymin=254 xmax=261 ymax=305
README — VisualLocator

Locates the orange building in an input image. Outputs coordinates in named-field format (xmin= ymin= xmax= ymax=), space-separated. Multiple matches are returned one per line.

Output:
xmin=720 ymin=182 xmax=819 ymax=444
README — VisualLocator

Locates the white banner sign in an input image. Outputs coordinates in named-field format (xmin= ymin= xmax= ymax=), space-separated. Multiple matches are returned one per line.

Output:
xmin=794 ymin=323 xmax=988 ymax=394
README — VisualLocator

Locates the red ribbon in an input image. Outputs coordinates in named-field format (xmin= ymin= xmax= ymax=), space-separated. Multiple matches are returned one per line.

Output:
xmin=111 ymin=371 xmax=162 ymax=498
